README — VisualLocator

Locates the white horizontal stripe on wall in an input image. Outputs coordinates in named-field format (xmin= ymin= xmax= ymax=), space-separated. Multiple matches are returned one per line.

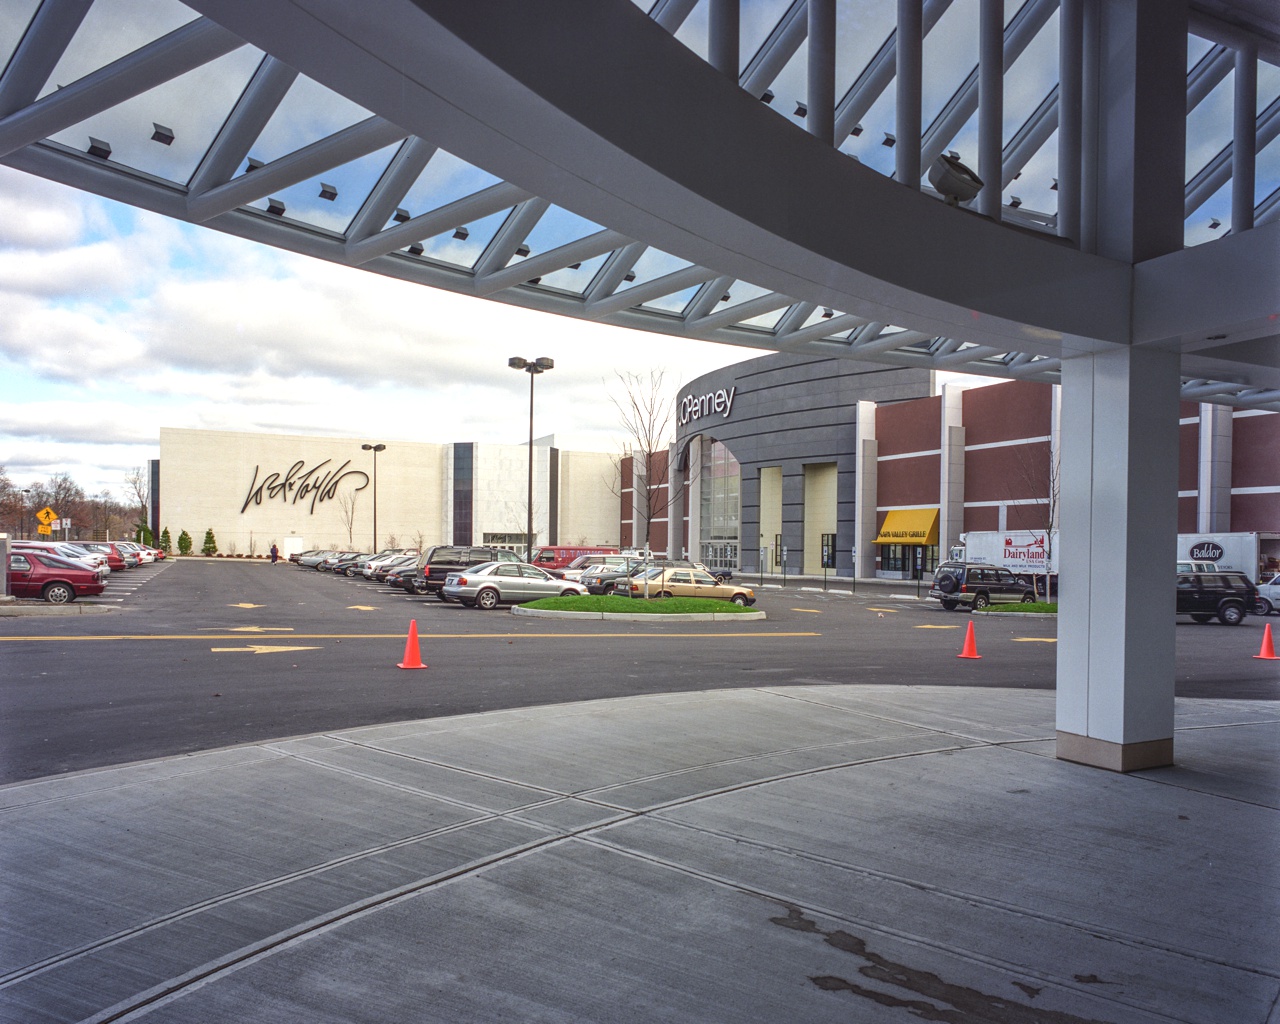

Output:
xmin=1179 ymin=416 xmax=1200 ymax=426
xmin=963 ymin=499 xmax=1049 ymax=507
xmin=1231 ymin=485 xmax=1280 ymax=494
xmin=878 ymin=449 xmax=942 ymax=461
xmin=1233 ymin=409 xmax=1278 ymax=419
xmin=876 ymin=504 xmax=940 ymax=511
xmin=1178 ymin=490 xmax=1198 ymax=498
xmin=964 ymin=435 xmax=1051 ymax=451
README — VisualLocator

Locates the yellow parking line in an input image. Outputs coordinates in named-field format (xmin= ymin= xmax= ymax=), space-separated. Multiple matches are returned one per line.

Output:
xmin=866 ymin=607 xmax=899 ymax=613
xmin=1011 ymin=637 xmax=1058 ymax=643
xmin=915 ymin=624 xmax=962 ymax=629
xmin=791 ymin=608 xmax=823 ymax=614
xmin=0 ymin=632 xmax=821 ymax=642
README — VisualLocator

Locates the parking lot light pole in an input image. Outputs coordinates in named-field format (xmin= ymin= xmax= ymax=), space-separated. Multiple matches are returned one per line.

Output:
xmin=508 ymin=356 xmax=554 ymax=562
xmin=21 ymin=489 xmax=31 ymax=540
xmin=360 ymin=443 xmax=385 ymax=552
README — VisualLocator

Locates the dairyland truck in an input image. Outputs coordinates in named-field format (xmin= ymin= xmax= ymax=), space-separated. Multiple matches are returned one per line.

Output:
xmin=953 ymin=530 xmax=1278 ymax=585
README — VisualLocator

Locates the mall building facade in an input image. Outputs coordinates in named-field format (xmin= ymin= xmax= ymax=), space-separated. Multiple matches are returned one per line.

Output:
xmin=153 ymin=428 xmax=619 ymax=558
xmin=661 ymin=352 xmax=1280 ymax=580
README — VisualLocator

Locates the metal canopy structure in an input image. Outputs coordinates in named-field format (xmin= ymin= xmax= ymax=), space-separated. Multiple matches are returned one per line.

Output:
xmin=0 ymin=0 xmax=1277 ymax=409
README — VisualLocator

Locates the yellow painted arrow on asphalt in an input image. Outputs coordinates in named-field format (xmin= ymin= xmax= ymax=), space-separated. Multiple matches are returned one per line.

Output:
xmin=199 ymin=626 xmax=294 ymax=633
xmin=915 ymin=624 xmax=961 ymax=629
xmin=1012 ymin=637 xmax=1058 ymax=643
xmin=227 ymin=603 xmax=264 ymax=609
xmin=210 ymin=645 xmax=322 ymax=655
xmin=791 ymin=608 xmax=822 ymax=614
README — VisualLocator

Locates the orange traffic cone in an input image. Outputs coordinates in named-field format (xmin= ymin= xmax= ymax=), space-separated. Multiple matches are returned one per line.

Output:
xmin=397 ymin=619 xmax=427 ymax=670
xmin=1254 ymin=622 xmax=1279 ymax=661
xmin=957 ymin=620 xmax=982 ymax=659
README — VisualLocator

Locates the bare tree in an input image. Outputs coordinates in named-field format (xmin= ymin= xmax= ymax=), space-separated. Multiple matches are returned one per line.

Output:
xmin=608 ymin=369 xmax=683 ymax=553
xmin=335 ymin=489 xmax=359 ymax=546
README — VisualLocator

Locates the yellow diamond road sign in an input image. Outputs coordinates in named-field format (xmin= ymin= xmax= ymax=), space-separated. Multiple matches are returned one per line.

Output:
xmin=36 ymin=506 xmax=57 ymax=525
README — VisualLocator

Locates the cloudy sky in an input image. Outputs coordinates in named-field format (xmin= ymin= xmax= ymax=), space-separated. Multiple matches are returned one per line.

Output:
xmin=0 ymin=164 xmax=754 ymax=498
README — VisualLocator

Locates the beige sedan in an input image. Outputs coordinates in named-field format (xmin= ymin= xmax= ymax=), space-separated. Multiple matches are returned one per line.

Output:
xmin=625 ymin=567 xmax=756 ymax=605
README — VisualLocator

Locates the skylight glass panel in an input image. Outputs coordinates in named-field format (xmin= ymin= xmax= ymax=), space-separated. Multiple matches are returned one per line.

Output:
xmin=766 ymin=38 xmax=808 ymax=123
xmin=248 ymin=75 xmax=373 ymax=167
xmin=716 ymin=280 xmax=771 ymax=310
xmin=1254 ymin=131 xmax=1280 ymax=216
xmin=839 ymin=86 xmax=896 ymax=176
xmin=739 ymin=309 xmax=787 ymax=330
xmin=834 ymin=0 xmax=898 ymax=92
xmin=639 ymin=285 xmax=701 ymax=315
xmin=537 ymin=253 xmax=611 ymax=295
xmin=1185 ymin=71 xmax=1234 ymax=180
xmin=36 ymin=0 xmax=198 ymax=99
xmin=397 ymin=150 xmax=502 ymax=224
xmin=921 ymin=0 xmax=978 ymax=130
xmin=1187 ymin=34 xmax=1215 ymax=71
xmin=419 ymin=208 xmax=511 ymax=269
xmin=243 ymin=142 xmax=400 ymax=234
xmin=519 ymin=205 xmax=607 ymax=260
xmin=1184 ymin=179 xmax=1230 ymax=247
xmin=672 ymin=0 xmax=710 ymax=61
xmin=741 ymin=0 xmax=794 ymax=75
xmin=0 ymin=0 xmax=42 ymax=75
xmin=1005 ymin=128 xmax=1058 ymax=217
xmin=1001 ymin=6 xmax=1057 ymax=143
xmin=797 ymin=306 xmax=847 ymax=330
xmin=45 ymin=46 xmax=263 ymax=185
xmin=617 ymin=247 xmax=693 ymax=291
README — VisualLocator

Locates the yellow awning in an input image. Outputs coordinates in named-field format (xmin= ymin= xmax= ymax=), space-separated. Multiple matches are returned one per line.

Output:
xmin=874 ymin=508 xmax=939 ymax=546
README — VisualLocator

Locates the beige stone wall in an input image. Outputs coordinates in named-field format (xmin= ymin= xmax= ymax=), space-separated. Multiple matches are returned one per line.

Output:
xmin=157 ymin=429 xmax=617 ymax=557
xmin=802 ymin=462 xmax=838 ymax=574
xmin=558 ymin=451 xmax=621 ymax=546
xmin=158 ymin=428 xmax=446 ymax=555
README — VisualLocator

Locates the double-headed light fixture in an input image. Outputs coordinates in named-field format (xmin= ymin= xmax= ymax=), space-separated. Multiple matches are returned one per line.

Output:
xmin=508 ymin=357 xmax=554 ymax=562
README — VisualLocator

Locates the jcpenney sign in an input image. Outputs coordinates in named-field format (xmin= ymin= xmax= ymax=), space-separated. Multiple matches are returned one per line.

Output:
xmin=678 ymin=386 xmax=736 ymax=427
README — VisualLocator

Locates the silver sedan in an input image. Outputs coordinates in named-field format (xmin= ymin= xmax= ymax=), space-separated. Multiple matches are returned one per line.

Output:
xmin=442 ymin=561 xmax=588 ymax=610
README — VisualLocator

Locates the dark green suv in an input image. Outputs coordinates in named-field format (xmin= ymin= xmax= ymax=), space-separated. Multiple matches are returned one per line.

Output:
xmin=1175 ymin=572 xmax=1257 ymax=625
xmin=929 ymin=561 xmax=1036 ymax=611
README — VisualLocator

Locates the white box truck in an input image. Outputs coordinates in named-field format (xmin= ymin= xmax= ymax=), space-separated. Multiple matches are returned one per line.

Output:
xmin=1177 ymin=532 xmax=1279 ymax=581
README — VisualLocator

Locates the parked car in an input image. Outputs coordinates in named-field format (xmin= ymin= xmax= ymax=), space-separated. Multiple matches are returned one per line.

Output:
xmin=289 ymin=549 xmax=320 ymax=564
xmin=442 ymin=561 xmax=587 ymax=609
xmin=330 ymin=554 xmax=375 ymax=577
xmin=529 ymin=546 xmax=620 ymax=574
xmin=6 ymin=550 xmax=106 ymax=603
xmin=1256 ymin=575 xmax=1280 ymax=616
xmin=929 ymin=562 xmax=1037 ymax=611
xmin=296 ymin=550 xmax=338 ymax=568
xmin=417 ymin=545 xmax=521 ymax=597
xmin=365 ymin=554 xmax=417 ymax=581
xmin=554 ymin=553 xmax=638 ymax=581
xmin=1176 ymin=571 xmax=1257 ymax=625
xmin=78 ymin=541 xmax=137 ymax=571
xmin=625 ymin=566 xmax=756 ymax=605
xmin=13 ymin=541 xmax=109 ymax=576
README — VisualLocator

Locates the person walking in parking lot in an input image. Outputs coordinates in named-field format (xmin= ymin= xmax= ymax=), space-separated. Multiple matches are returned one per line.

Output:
xmin=270 ymin=543 xmax=279 ymax=565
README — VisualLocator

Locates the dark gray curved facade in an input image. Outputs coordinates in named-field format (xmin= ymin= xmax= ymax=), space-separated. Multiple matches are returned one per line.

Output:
xmin=676 ymin=352 xmax=932 ymax=577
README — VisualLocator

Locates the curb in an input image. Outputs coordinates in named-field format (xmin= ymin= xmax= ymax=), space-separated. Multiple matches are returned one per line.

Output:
xmin=0 ymin=602 xmax=119 ymax=617
xmin=511 ymin=607 xmax=766 ymax=622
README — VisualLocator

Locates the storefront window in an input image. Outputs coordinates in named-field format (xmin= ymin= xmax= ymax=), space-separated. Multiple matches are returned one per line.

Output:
xmin=699 ymin=439 xmax=740 ymax=571
xmin=878 ymin=544 xmax=939 ymax=578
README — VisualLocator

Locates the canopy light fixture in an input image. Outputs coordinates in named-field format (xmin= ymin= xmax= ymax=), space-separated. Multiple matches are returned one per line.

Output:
xmin=1050 ymin=178 xmax=1059 ymax=191
xmin=1007 ymin=195 xmax=1022 ymax=209
xmin=1209 ymin=218 xmax=1221 ymax=229
xmin=761 ymin=89 xmax=774 ymax=104
xmin=850 ymin=123 xmax=863 ymax=136
xmin=515 ymin=244 xmax=531 ymax=257
xmin=392 ymin=207 xmax=410 ymax=223
xmin=87 ymin=137 xmax=111 ymax=159
xmin=266 ymin=198 xmax=285 ymax=216
xmin=150 ymin=124 xmax=174 ymax=146
xmin=821 ymin=307 xmax=834 ymax=319
xmin=407 ymin=241 xmax=423 ymax=255
xmin=882 ymin=132 xmax=896 ymax=148
xmin=319 ymin=182 xmax=337 ymax=201
xmin=245 ymin=156 xmax=263 ymax=172
xmin=452 ymin=226 xmax=469 ymax=240
xmin=794 ymin=101 xmax=807 ymax=117
xmin=623 ymin=270 xmax=636 ymax=282
xmin=526 ymin=276 xmax=542 ymax=285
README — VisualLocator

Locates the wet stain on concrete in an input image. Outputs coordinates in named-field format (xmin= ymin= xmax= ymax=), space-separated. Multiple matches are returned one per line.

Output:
xmin=769 ymin=904 xmax=1112 ymax=1024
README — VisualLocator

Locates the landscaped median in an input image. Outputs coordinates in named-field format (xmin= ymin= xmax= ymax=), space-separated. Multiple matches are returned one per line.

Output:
xmin=977 ymin=602 xmax=1058 ymax=615
xmin=512 ymin=594 xmax=766 ymax=621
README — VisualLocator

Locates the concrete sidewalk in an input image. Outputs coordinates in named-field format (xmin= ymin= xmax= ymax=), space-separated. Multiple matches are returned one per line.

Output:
xmin=2 ymin=686 xmax=1276 ymax=1023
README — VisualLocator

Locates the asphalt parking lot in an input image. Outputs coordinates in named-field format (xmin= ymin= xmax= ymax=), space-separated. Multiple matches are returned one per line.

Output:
xmin=1 ymin=558 xmax=1275 ymax=783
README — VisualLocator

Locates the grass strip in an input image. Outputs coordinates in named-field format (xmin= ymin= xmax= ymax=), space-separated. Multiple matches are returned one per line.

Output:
xmin=986 ymin=602 xmax=1058 ymax=613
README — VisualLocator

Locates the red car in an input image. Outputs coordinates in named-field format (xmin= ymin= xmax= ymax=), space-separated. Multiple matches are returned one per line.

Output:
xmin=80 ymin=542 xmax=137 ymax=571
xmin=7 ymin=550 xmax=107 ymax=603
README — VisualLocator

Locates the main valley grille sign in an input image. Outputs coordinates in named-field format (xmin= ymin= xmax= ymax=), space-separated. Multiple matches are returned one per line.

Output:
xmin=241 ymin=459 xmax=369 ymax=514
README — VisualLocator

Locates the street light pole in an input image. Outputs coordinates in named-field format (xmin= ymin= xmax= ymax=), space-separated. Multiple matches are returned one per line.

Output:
xmin=360 ymin=443 xmax=385 ymax=552
xmin=21 ymin=489 xmax=31 ymax=540
xmin=508 ymin=356 xmax=554 ymax=561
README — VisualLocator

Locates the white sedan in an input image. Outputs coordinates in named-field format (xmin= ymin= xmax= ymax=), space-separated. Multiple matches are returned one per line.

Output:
xmin=1256 ymin=576 xmax=1280 ymax=616
xmin=443 ymin=561 xmax=587 ymax=610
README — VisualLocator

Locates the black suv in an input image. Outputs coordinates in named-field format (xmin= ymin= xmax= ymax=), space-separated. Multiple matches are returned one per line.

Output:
xmin=929 ymin=561 xmax=1036 ymax=611
xmin=416 ymin=545 xmax=520 ymax=597
xmin=1175 ymin=572 xmax=1257 ymax=625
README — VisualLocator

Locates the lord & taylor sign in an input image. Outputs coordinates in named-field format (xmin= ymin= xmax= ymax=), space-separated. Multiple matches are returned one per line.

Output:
xmin=241 ymin=459 xmax=369 ymax=514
